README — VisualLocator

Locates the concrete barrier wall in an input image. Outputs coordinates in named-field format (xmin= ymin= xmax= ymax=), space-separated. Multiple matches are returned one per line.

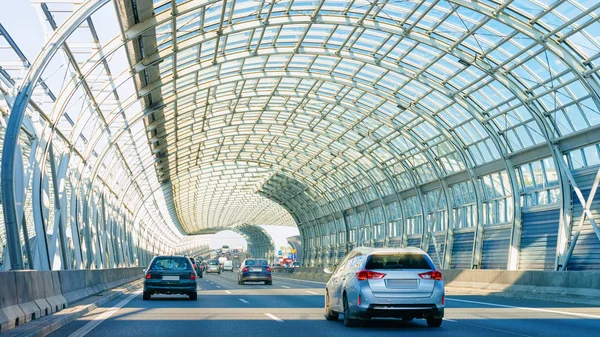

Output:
xmin=283 ymin=268 xmax=600 ymax=298
xmin=0 ymin=267 xmax=143 ymax=333
xmin=58 ymin=268 xmax=143 ymax=304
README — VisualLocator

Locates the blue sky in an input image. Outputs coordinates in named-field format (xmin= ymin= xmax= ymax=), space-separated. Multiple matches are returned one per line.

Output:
xmin=0 ymin=1 xmax=44 ymax=61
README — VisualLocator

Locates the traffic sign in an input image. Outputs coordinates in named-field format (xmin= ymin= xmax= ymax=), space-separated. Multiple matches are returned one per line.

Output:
xmin=278 ymin=250 xmax=283 ymax=256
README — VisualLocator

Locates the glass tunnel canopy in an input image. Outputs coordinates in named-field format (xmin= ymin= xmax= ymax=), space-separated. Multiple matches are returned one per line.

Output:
xmin=1 ymin=0 xmax=600 ymax=270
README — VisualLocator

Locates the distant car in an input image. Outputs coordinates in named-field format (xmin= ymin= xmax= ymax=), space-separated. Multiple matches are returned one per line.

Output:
xmin=223 ymin=260 xmax=233 ymax=272
xmin=195 ymin=262 xmax=204 ymax=278
xmin=238 ymin=259 xmax=272 ymax=285
xmin=189 ymin=257 xmax=199 ymax=274
xmin=324 ymin=247 xmax=444 ymax=328
xmin=205 ymin=259 xmax=221 ymax=274
xmin=143 ymin=255 xmax=198 ymax=301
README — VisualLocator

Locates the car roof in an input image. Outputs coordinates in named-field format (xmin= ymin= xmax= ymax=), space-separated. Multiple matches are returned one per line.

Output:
xmin=153 ymin=255 xmax=188 ymax=258
xmin=350 ymin=246 xmax=427 ymax=256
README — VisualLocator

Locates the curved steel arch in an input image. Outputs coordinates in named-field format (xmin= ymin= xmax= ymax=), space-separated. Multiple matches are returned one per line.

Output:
xmin=232 ymin=224 xmax=276 ymax=261
xmin=3 ymin=0 xmax=600 ymax=271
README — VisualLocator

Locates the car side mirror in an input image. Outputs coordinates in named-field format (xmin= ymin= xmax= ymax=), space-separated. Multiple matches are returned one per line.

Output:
xmin=323 ymin=267 xmax=333 ymax=274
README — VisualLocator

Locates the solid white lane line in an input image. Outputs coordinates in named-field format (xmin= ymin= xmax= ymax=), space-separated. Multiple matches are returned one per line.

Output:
xmin=225 ymin=290 xmax=232 ymax=294
xmin=447 ymin=298 xmax=600 ymax=319
xmin=68 ymin=290 xmax=140 ymax=337
xmin=305 ymin=290 xmax=319 ymax=295
xmin=265 ymin=313 xmax=284 ymax=322
xmin=281 ymin=286 xmax=290 ymax=289
xmin=239 ymin=298 xmax=249 ymax=304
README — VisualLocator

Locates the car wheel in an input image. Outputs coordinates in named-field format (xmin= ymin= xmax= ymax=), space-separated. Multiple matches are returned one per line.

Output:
xmin=142 ymin=292 xmax=151 ymax=301
xmin=189 ymin=292 xmax=198 ymax=301
xmin=426 ymin=317 xmax=442 ymax=328
xmin=324 ymin=291 xmax=339 ymax=321
xmin=199 ymin=273 xmax=203 ymax=278
xmin=265 ymin=281 xmax=272 ymax=285
xmin=343 ymin=293 xmax=360 ymax=327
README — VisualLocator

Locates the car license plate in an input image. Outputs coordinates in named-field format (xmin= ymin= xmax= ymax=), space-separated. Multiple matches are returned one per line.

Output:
xmin=162 ymin=276 xmax=180 ymax=281
xmin=386 ymin=279 xmax=418 ymax=288
xmin=251 ymin=268 xmax=262 ymax=272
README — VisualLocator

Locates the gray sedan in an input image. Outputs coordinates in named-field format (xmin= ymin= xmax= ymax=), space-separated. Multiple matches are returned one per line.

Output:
xmin=324 ymin=247 xmax=444 ymax=327
xmin=205 ymin=259 xmax=222 ymax=274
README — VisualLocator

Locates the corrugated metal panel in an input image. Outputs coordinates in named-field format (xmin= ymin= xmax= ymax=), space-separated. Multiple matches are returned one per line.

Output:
xmin=451 ymin=229 xmax=475 ymax=269
xmin=426 ymin=232 xmax=446 ymax=266
xmin=567 ymin=168 xmax=600 ymax=271
xmin=407 ymin=236 xmax=421 ymax=249
xmin=480 ymin=227 xmax=511 ymax=269
xmin=389 ymin=237 xmax=403 ymax=248
xmin=518 ymin=208 xmax=559 ymax=270
xmin=320 ymin=249 xmax=327 ymax=260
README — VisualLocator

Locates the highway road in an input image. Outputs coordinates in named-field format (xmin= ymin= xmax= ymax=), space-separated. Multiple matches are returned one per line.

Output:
xmin=48 ymin=272 xmax=600 ymax=337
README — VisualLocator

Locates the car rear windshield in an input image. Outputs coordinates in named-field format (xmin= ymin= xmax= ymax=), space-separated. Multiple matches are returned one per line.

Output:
xmin=245 ymin=259 xmax=268 ymax=266
xmin=208 ymin=260 xmax=219 ymax=265
xmin=151 ymin=257 xmax=191 ymax=271
xmin=365 ymin=253 xmax=433 ymax=270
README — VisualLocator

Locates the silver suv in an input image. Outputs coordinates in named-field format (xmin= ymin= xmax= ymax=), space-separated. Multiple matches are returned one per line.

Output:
xmin=324 ymin=247 xmax=444 ymax=328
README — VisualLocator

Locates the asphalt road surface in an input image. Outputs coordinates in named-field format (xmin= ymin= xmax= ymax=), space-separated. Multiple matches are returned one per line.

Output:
xmin=48 ymin=271 xmax=600 ymax=337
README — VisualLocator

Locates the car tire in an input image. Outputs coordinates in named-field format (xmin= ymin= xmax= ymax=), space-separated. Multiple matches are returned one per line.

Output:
xmin=343 ymin=294 xmax=360 ymax=327
xmin=324 ymin=291 xmax=339 ymax=321
xmin=189 ymin=292 xmax=198 ymax=301
xmin=265 ymin=281 xmax=272 ymax=285
xmin=142 ymin=292 xmax=151 ymax=301
xmin=426 ymin=317 xmax=443 ymax=328
xmin=199 ymin=273 xmax=203 ymax=278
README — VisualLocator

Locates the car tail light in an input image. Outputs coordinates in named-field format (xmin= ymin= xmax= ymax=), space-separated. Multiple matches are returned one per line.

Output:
xmin=355 ymin=270 xmax=386 ymax=281
xmin=419 ymin=270 xmax=442 ymax=280
xmin=357 ymin=294 xmax=361 ymax=306
xmin=266 ymin=267 xmax=272 ymax=272
xmin=242 ymin=267 xmax=249 ymax=272
xmin=191 ymin=273 xmax=196 ymax=280
xmin=145 ymin=273 xmax=152 ymax=279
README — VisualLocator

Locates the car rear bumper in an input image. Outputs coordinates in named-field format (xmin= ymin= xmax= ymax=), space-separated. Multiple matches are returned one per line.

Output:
xmin=356 ymin=304 xmax=443 ymax=319
xmin=240 ymin=274 xmax=272 ymax=281
xmin=144 ymin=282 xmax=196 ymax=294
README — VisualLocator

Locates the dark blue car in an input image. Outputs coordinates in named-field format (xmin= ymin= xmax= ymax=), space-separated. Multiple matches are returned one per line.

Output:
xmin=143 ymin=255 xmax=198 ymax=300
xmin=237 ymin=259 xmax=272 ymax=285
